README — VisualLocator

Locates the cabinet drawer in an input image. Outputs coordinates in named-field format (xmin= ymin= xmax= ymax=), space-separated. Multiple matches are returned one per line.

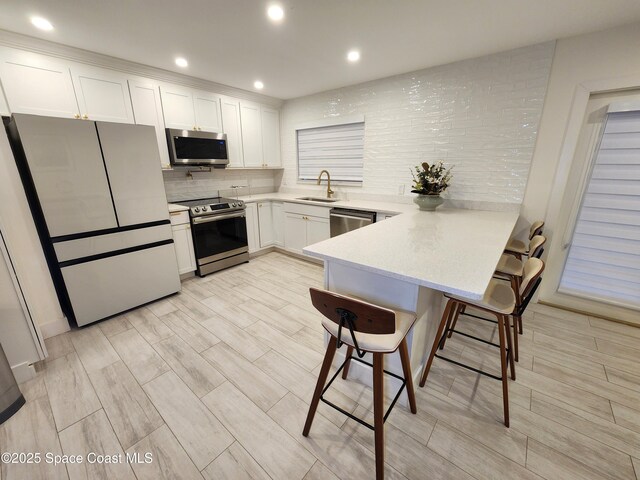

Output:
xmin=283 ymin=202 xmax=330 ymax=219
xmin=170 ymin=210 xmax=189 ymax=225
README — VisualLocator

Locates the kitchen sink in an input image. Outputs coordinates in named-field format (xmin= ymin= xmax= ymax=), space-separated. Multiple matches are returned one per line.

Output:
xmin=296 ymin=197 xmax=340 ymax=203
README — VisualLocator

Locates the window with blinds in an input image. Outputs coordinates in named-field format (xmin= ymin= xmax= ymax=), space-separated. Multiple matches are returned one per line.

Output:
xmin=559 ymin=110 xmax=640 ymax=309
xmin=297 ymin=122 xmax=364 ymax=183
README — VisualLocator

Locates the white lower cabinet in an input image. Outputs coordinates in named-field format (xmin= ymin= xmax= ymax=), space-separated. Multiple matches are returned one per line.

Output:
xmin=170 ymin=213 xmax=196 ymax=274
xmin=272 ymin=202 xmax=284 ymax=246
xmin=258 ymin=202 xmax=274 ymax=248
xmin=246 ymin=203 xmax=260 ymax=253
xmin=283 ymin=203 xmax=330 ymax=254
xmin=284 ymin=213 xmax=308 ymax=254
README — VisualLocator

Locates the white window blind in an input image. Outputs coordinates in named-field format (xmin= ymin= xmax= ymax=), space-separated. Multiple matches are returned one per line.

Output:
xmin=297 ymin=122 xmax=364 ymax=183
xmin=559 ymin=110 xmax=640 ymax=309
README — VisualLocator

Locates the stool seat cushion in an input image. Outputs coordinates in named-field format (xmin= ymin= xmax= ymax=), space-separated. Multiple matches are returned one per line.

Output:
xmin=505 ymin=238 xmax=527 ymax=254
xmin=495 ymin=253 xmax=524 ymax=276
xmin=451 ymin=279 xmax=516 ymax=315
xmin=322 ymin=309 xmax=417 ymax=353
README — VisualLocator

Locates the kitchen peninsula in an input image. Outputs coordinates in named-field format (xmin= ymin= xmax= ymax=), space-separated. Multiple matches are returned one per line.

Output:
xmin=303 ymin=208 xmax=519 ymax=396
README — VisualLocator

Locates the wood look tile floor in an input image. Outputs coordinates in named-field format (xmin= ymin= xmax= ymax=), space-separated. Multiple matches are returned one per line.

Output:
xmin=3 ymin=251 xmax=640 ymax=480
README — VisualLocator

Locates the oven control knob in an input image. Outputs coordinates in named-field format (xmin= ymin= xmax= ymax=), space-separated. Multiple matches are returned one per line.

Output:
xmin=201 ymin=206 xmax=208 ymax=211
xmin=232 ymin=203 xmax=237 ymax=207
xmin=194 ymin=207 xmax=200 ymax=213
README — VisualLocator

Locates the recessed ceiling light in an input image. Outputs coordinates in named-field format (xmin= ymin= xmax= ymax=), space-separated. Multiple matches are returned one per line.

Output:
xmin=347 ymin=50 xmax=360 ymax=62
xmin=254 ymin=80 xmax=264 ymax=90
xmin=31 ymin=16 xmax=53 ymax=31
xmin=267 ymin=4 xmax=284 ymax=22
xmin=175 ymin=57 xmax=188 ymax=68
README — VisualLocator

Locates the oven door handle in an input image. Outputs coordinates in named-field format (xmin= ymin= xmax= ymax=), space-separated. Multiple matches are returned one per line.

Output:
xmin=192 ymin=211 xmax=246 ymax=224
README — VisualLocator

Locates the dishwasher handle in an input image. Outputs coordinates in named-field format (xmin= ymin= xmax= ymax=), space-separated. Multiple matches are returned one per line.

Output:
xmin=330 ymin=208 xmax=376 ymax=222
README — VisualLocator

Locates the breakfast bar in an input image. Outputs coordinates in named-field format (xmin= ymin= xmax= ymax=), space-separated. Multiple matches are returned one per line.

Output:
xmin=303 ymin=208 xmax=519 ymax=398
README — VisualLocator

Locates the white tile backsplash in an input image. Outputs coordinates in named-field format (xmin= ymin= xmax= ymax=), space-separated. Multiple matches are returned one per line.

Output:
xmin=279 ymin=42 xmax=555 ymax=206
xmin=163 ymin=168 xmax=281 ymax=202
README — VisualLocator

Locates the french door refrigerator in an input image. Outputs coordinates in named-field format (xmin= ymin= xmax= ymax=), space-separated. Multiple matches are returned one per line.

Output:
xmin=6 ymin=114 xmax=180 ymax=327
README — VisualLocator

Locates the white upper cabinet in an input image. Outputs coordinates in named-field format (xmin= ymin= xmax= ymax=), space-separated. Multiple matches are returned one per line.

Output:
xmin=192 ymin=90 xmax=223 ymax=132
xmin=160 ymin=85 xmax=222 ymax=132
xmin=240 ymin=101 xmax=263 ymax=167
xmin=261 ymin=106 xmax=281 ymax=167
xmin=160 ymin=85 xmax=196 ymax=130
xmin=221 ymin=96 xmax=244 ymax=168
xmin=0 ymin=49 xmax=79 ymax=118
xmin=70 ymin=64 xmax=135 ymax=123
xmin=128 ymin=79 xmax=170 ymax=168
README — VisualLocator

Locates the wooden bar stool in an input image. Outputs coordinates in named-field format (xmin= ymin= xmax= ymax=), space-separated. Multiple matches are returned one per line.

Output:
xmin=505 ymin=220 xmax=545 ymax=259
xmin=420 ymin=258 xmax=545 ymax=426
xmin=303 ymin=287 xmax=417 ymax=480
xmin=495 ymin=234 xmax=546 ymax=359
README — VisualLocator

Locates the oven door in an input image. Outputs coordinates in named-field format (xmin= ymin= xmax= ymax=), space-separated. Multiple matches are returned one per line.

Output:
xmin=191 ymin=211 xmax=248 ymax=265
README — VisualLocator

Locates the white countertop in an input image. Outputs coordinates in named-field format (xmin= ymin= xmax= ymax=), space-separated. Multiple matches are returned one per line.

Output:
xmin=168 ymin=203 xmax=189 ymax=213
xmin=303 ymin=208 xmax=519 ymax=300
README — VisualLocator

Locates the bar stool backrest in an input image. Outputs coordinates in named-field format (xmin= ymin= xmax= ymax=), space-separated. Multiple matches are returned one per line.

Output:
xmin=309 ymin=287 xmax=396 ymax=335
xmin=529 ymin=220 xmax=545 ymax=239
xmin=519 ymin=258 xmax=545 ymax=300
xmin=529 ymin=235 xmax=546 ymax=259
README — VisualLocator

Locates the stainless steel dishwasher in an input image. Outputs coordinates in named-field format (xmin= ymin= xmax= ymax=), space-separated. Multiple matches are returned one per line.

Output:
xmin=330 ymin=208 xmax=376 ymax=237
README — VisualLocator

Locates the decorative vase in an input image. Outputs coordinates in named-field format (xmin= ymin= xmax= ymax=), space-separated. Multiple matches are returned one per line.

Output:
xmin=413 ymin=194 xmax=444 ymax=211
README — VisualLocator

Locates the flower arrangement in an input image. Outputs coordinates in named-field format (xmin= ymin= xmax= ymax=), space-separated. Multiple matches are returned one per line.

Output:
xmin=410 ymin=161 xmax=453 ymax=196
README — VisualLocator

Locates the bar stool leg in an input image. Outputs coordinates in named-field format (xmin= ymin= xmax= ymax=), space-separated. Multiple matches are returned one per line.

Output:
xmin=518 ymin=315 xmax=523 ymax=335
xmin=503 ymin=315 xmax=516 ymax=381
xmin=419 ymin=298 xmax=455 ymax=387
xmin=342 ymin=346 xmax=355 ymax=380
xmin=445 ymin=303 xmax=464 ymax=341
xmin=399 ymin=338 xmax=417 ymax=414
xmin=496 ymin=314 xmax=510 ymax=427
xmin=512 ymin=315 xmax=520 ymax=362
xmin=373 ymin=352 xmax=385 ymax=480
xmin=303 ymin=336 xmax=338 ymax=436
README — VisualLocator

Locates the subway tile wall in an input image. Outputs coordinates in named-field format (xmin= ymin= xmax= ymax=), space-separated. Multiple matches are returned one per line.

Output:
xmin=162 ymin=168 xmax=281 ymax=202
xmin=280 ymin=42 xmax=555 ymax=205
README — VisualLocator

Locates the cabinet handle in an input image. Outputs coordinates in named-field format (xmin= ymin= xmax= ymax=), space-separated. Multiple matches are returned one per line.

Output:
xmin=193 ymin=125 xmax=197 ymax=130
xmin=82 ymin=114 xmax=88 ymax=120
xmin=74 ymin=113 xmax=80 ymax=119
xmin=170 ymin=211 xmax=182 ymax=216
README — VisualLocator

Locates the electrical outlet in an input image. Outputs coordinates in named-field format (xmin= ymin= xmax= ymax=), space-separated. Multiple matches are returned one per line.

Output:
xmin=398 ymin=184 xmax=405 ymax=195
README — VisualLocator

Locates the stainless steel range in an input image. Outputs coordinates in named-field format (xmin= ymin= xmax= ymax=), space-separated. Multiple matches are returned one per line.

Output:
xmin=181 ymin=197 xmax=249 ymax=276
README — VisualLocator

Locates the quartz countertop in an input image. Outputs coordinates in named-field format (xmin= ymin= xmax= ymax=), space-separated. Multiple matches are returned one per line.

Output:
xmin=303 ymin=208 xmax=519 ymax=300
xmin=168 ymin=203 xmax=189 ymax=213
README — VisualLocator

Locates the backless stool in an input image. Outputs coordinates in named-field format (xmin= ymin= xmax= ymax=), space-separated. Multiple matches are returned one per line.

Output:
xmin=303 ymin=287 xmax=417 ymax=480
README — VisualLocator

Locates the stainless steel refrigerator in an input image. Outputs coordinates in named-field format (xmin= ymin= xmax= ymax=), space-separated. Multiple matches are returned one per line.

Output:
xmin=6 ymin=114 xmax=180 ymax=327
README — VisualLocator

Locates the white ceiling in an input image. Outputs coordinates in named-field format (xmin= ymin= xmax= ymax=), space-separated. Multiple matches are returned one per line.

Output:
xmin=2 ymin=0 xmax=640 ymax=100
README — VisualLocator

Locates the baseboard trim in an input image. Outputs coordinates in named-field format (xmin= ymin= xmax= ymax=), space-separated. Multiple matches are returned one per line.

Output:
xmin=39 ymin=316 xmax=71 ymax=339
xmin=12 ymin=361 xmax=36 ymax=383
xmin=538 ymin=300 xmax=640 ymax=329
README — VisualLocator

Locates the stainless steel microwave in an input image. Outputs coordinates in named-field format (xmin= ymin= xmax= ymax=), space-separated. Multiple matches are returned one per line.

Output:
xmin=166 ymin=128 xmax=229 ymax=167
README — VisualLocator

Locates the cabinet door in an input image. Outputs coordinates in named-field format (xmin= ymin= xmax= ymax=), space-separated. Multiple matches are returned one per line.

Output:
xmin=0 ymin=49 xmax=79 ymax=118
xmin=70 ymin=64 xmax=134 ymax=123
xmin=272 ymin=202 xmax=284 ymax=246
xmin=257 ymin=202 xmax=274 ymax=247
xmin=160 ymin=85 xmax=196 ymax=130
xmin=306 ymin=216 xmax=330 ymax=246
xmin=193 ymin=90 xmax=223 ymax=132
xmin=220 ymin=97 xmax=244 ymax=168
xmin=172 ymin=223 xmax=197 ymax=274
xmin=128 ymin=79 xmax=170 ymax=168
xmin=239 ymin=102 xmax=263 ymax=167
xmin=284 ymin=213 xmax=307 ymax=254
xmin=245 ymin=203 xmax=260 ymax=253
xmin=261 ymin=106 xmax=281 ymax=167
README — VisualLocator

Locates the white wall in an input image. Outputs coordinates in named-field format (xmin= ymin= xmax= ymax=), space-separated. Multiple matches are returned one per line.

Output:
xmin=280 ymin=42 xmax=555 ymax=207
xmin=522 ymin=21 xmax=640 ymax=323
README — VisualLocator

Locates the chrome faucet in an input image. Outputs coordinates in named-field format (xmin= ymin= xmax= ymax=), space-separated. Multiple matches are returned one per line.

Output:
xmin=317 ymin=170 xmax=334 ymax=198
